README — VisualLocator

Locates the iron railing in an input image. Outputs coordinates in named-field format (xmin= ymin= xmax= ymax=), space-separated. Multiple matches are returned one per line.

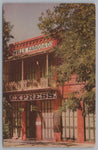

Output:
xmin=4 ymin=78 xmax=49 ymax=92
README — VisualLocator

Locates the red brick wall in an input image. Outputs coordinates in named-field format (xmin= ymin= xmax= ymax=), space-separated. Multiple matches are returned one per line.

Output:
xmin=77 ymin=102 xmax=84 ymax=143
xmin=58 ymin=74 xmax=85 ymax=142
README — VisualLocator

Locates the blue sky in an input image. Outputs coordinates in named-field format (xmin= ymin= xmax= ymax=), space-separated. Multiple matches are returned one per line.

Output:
xmin=3 ymin=3 xmax=58 ymax=44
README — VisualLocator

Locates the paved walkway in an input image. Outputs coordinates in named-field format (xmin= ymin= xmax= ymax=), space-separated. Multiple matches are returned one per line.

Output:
xmin=3 ymin=139 xmax=95 ymax=147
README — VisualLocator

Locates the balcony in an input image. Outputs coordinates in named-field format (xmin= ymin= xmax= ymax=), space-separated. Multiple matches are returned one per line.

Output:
xmin=3 ymin=52 xmax=57 ymax=93
xmin=4 ymin=78 xmax=49 ymax=92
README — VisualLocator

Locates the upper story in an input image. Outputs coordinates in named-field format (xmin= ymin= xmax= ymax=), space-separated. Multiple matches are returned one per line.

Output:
xmin=3 ymin=35 xmax=58 ymax=93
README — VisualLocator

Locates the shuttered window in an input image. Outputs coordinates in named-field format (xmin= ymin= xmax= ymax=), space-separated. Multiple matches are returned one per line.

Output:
xmin=62 ymin=109 xmax=77 ymax=140
xmin=12 ymin=102 xmax=22 ymax=138
xmin=41 ymin=100 xmax=54 ymax=140
xmin=84 ymin=112 xmax=95 ymax=142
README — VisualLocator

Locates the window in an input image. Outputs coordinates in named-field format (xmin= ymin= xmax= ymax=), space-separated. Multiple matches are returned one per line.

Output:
xmin=61 ymin=100 xmax=77 ymax=140
xmin=12 ymin=102 xmax=22 ymax=138
xmin=41 ymin=100 xmax=54 ymax=140
xmin=11 ymin=61 xmax=21 ymax=82
xmin=24 ymin=59 xmax=36 ymax=80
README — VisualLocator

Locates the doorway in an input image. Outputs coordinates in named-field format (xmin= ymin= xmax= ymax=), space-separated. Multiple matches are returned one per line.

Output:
xmin=26 ymin=102 xmax=37 ymax=139
xmin=29 ymin=110 xmax=37 ymax=138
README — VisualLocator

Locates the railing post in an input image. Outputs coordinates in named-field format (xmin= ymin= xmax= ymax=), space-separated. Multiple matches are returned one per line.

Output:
xmin=46 ymin=53 xmax=48 ymax=86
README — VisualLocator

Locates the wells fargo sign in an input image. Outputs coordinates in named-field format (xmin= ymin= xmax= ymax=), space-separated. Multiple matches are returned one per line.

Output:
xmin=13 ymin=41 xmax=53 ymax=56
xmin=9 ymin=91 xmax=57 ymax=101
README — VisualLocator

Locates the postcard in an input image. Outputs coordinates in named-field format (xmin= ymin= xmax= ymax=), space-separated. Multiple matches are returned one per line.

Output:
xmin=3 ymin=3 xmax=95 ymax=148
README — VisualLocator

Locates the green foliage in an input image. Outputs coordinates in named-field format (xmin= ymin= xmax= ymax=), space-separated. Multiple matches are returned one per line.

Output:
xmin=82 ymin=90 xmax=95 ymax=114
xmin=3 ymin=97 xmax=12 ymax=139
xmin=58 ymin=92 xmax=82 ymax=112
xmin=3 ymin=11 xmax=14 ymax=138
xmin=38 ymin=4 xmax=95 ymax=113
xmin=3 ymin=11 xmax=14 ymax=59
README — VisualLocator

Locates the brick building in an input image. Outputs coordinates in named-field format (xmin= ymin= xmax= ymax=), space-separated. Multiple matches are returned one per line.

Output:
xmin=3 ymin=35 xmax=95 ymax=143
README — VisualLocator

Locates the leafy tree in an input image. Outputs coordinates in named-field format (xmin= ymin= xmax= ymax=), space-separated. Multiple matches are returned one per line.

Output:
xmin=38 ymin=3 xmax=95 ymax=113
xmin=3 ymin=11 xmax=14 ymax=138
xmin=3 ymin=11 xmax=14 ymax=59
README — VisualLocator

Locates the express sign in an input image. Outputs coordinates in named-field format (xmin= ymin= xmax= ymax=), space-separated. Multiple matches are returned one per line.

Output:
xmin=9 ymin=91 xmax=57 ymax=101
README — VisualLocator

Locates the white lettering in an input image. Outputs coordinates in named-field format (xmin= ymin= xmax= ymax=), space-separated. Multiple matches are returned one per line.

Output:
xmin=12 ymin=41 xmax=53 ymax=56
xmin=9 ymin=91 xmax=56 ymax=101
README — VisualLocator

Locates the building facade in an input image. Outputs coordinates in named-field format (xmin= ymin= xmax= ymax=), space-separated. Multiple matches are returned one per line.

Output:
xmin=3 ymin=35 xmax=95 ymax=143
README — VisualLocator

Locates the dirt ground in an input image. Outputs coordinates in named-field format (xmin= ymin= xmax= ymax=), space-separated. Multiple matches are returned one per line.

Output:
xmin=3 ymin=139 xmax=95 ymax=148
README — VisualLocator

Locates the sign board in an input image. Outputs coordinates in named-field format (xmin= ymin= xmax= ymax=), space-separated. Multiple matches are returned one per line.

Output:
xmin=13 ymin=41 xmax=53 ymax=56
xmin=19 ymin=108 xmax=24 ymax=112
xmin=9 ymin=91 xmax=57 ymax=101
xmin=36 ymin=121 xmax=41 ymax=126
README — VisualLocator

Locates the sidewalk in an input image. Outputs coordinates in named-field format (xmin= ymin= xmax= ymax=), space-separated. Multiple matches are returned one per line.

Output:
xmin=3 ymin=139 xmax=95 ymax=147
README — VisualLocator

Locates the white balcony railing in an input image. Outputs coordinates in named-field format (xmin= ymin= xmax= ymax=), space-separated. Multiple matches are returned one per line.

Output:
xmin=4 ymin=78 xmax=48 ymax=92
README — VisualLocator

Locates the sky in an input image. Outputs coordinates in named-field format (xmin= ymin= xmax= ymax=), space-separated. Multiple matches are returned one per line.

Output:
xmin=3 ymin=3 xmax=58 ymax=44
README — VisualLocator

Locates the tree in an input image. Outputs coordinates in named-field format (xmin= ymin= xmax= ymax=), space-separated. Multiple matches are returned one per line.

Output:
xmin=3 ymin=11 xmax=14 ymax=138
xmin=3 ymin=11 xmax=14 ymax=59
xmin=38 ymin=3 xmax=95 ymax=113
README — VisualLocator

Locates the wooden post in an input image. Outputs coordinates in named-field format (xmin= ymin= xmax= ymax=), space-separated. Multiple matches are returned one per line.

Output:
xmin=21 ymin=60 xmax=26 ymax=139
xmin=46 ymin=53 xmax=48 ymax=86
xmin=21 ymin=59 xmax=24 ymax=89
